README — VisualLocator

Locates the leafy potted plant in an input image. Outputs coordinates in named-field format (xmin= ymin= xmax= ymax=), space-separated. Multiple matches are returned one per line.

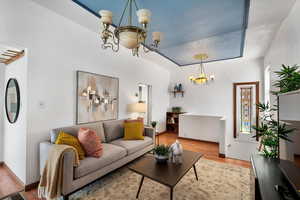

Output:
xmin=253 ymin=103 xmax=294 ymax=158
xmin=153 ymin=145 xmax=170 ymax=163
xmin=252 ymin=64 xmax=300 ymax=158
xmin=272 ymin=64 xmax=300 ymax=94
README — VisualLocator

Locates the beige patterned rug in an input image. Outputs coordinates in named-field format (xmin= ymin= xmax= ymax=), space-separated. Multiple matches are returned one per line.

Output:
xmin=71 ymin=158 xmax=251 ymax=200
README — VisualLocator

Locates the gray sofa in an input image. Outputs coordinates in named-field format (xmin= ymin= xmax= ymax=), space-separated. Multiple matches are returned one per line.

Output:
xmin=39 ymin=119 xmax=155 ymax=199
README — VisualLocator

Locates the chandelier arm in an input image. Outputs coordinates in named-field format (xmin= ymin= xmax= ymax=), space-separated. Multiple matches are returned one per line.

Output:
xmin=102 ymin=29 xmax=114 ymax=38
xmin=132 ymin=48 xmax=139 ymax=57
xmin=143 ymin=45 xmax=150 ymax=53
xmin=118 ymin=0 xmax=130 ymax=27
xmin=111 ymin=33 xmax=119 ymax=45
xmin=101 ymin=42 xmax=119 ymax=52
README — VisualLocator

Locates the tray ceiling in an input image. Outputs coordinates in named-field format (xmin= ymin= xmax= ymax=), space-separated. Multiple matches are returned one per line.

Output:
xmin=72 ymin=0 xmax=250 ymax=66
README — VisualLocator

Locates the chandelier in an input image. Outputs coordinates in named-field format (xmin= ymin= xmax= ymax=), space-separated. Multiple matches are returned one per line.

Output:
xmin=99 ymin=0 xmax=161 ymax=56
xmin=189 ymin=53 xmax=215 ymax=84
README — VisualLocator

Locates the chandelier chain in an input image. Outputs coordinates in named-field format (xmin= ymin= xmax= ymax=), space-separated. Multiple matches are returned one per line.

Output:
xmin=118 ymin=0 xmax=130 ymax=27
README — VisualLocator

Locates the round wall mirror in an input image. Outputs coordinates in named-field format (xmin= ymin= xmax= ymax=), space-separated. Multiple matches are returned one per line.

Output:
xmin=5 ymin=78 xmax=20 ymax=124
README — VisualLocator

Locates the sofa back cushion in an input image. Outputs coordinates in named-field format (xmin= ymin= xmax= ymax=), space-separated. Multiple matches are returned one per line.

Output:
xmin=50 ymin=122 xmax=106 ymax=143
xmin=103 ymin=120 xmax=124 ymax=142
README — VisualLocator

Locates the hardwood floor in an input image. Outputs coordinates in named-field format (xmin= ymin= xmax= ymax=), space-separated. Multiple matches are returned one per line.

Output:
xmin=157 ymin=132 xmax=251 ymax=168
xmin=295 ymin=154 xmax=300 ymax=167
xmin=0 ymin=163 xmax=24 ymax=199
xmin=2 ymin=132 xmax=251 ymax=200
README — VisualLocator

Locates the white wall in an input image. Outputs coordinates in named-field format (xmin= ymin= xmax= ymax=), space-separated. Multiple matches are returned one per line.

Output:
xmin=0 ymin=64 xmax=4 ymax=162
xmin=264 ymin=1 xmax=300 ymax=160
xmin=264 ymin=0 xmax=300 ymax=92
xmin=0 ymin=0 xmax=170 ymax=184
xmin=3 ymin=55 xmax=28 ymax=184
xmin=169 ymin=58 xmax=264 ymax=160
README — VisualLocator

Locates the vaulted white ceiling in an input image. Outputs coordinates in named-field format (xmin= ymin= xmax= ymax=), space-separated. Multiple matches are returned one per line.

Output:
xmin=31 ymin=0 xmax=296 ymax=68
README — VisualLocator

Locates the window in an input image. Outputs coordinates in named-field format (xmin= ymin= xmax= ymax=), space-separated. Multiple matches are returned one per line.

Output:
xmin=138 ymin=83 xmax=152 ymax=125
xmin=264 ymin=66 xmax=271 ymax=104
xmin=233 ymin=82 xmax=259 ymax=141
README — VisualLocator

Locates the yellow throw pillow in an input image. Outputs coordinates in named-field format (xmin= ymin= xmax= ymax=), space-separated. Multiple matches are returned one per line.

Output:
xmin=55 ymin=131 xmax=85 ymax=160
xmin=124 ymin=120 xmax=144 ymax=140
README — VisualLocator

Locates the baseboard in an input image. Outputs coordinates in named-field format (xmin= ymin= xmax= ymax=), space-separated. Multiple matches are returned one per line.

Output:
xmin=25 ymin=181 xmax=39 ymax=191
xmin=177 ymin=136 xmax=219 ymax=145
xmin=219 ymin=153 xmax=226 ymax=158
xmin=2 ymin=162 xmax=25 ymax=187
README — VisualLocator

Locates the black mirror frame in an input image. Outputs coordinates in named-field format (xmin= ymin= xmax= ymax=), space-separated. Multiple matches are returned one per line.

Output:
xmin=5 ymin=78 xmax=21 ymax=124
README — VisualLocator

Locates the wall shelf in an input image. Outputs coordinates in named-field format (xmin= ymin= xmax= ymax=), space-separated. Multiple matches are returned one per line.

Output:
xmin=0 ymin=49 xmax=25 ymax=65
xmin=170 ymin=91 xmax=184 ymax=97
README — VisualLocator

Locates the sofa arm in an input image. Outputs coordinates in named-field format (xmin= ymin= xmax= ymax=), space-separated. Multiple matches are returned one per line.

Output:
xmin=40 ymin=141 xmax=53 ymax=175
xmin=145 ymin=127 xmax=155 ymax=142
xmin=40 ymin=141 xmax=76 ymax=195
xmin=62 ymin=150 xmax=76 ymax=195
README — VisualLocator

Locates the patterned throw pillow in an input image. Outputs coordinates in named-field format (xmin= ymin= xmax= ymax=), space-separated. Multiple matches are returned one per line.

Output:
xmin=55 ymin=131 xmax=85 ymax=160
xmin=78 ymin=128 xmax=103 ymax=158
xmin=123 ymin=119 xmax=144 ymax=140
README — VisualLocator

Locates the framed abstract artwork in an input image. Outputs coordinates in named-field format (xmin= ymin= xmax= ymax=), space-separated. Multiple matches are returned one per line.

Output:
xmin=233 ymin=82 xmax=259 ymax=141
xmin=76 ymin=71 xmax=119 ymax=124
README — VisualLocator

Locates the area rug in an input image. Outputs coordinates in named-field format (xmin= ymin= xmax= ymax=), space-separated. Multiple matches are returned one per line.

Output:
xmin=71 ymin=158 xmax=251 ymax=200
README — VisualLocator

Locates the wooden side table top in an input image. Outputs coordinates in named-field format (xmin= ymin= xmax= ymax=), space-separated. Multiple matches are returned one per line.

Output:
xmin=129 ymin=150 xmax=203 ymax=187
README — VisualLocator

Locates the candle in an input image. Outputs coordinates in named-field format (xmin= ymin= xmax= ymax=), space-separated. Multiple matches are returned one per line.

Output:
xmin=152 ymin=32 xmax=161 ymax=42
xmin=99 ymin=10 xmax=113 ymax=24
xmin=137 ymin=9 xmax=151 ymax=24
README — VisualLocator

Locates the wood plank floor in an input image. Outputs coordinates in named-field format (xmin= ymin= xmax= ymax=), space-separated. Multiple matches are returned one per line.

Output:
xmin=0 ymin=164 xmax=24 ymax=199
xmin=157 ymin=132 xmax=251 ymax=168
xmin=3 ymin=132 xmax=253 ymax=200
xmin=295 ymin=155 xmax=300 ymax=168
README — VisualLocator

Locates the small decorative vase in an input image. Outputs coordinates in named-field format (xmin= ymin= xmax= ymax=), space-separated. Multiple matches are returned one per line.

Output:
xmin=155 ymin=154 xmax=169 ymax=164
xmin=178 ymin=83 xmax=182 ymax=92
xmin=169 ymin=140 xmax=183 ymax=164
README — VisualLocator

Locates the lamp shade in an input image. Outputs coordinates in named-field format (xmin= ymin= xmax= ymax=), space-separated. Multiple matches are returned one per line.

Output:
xmin=128 ymin=102 xmax=147 ymax=113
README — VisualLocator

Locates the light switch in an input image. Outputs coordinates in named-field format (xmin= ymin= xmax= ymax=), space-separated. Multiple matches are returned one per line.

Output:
xmin=38 ymin=101 xmax=46 ymax=109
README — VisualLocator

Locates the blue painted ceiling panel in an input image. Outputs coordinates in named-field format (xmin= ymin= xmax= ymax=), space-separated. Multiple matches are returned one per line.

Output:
xmin=73 ymin=0 xmax=249 ymax=66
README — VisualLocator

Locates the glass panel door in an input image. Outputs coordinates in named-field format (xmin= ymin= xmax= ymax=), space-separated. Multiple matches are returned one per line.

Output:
xmin=138 ymin=83 xmax=152 ymax=125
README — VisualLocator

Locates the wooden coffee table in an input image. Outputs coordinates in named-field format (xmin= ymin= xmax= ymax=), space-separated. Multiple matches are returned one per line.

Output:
xmin=129 ymin=150 xmax=203 ymax=200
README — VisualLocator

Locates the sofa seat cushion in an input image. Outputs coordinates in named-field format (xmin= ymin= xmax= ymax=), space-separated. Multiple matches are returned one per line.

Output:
xmin=110 ymin=136 xmax=153 ymax=155
xmin=75 ymin=143 xmax=126 ymax=179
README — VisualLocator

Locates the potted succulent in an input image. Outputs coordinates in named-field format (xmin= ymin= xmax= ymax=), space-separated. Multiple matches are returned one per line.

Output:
xmin=151 ymin=121 xmax=157 ymax=129
xmin=153 ymin=145 xmax=170 ymax=163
